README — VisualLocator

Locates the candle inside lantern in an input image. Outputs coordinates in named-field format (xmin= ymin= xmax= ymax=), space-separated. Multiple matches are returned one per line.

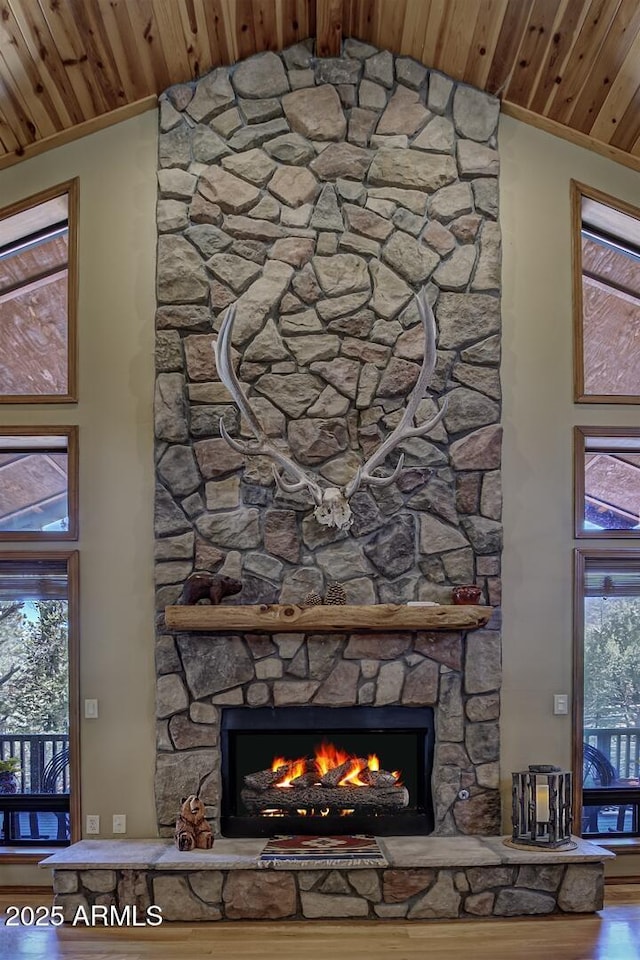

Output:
xmin=535 ymin=783 xmax=550 ymax=821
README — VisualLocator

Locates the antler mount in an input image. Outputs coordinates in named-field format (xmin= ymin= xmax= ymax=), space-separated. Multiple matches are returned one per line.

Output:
xmin=213 ymin=289 xmax=447 ymax=530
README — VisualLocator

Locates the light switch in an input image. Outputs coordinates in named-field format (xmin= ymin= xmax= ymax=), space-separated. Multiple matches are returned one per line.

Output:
xmin=553 ymin=694 xmax=569 ymax=715
xmin=84 ymin=698 xmax=98 ymax=719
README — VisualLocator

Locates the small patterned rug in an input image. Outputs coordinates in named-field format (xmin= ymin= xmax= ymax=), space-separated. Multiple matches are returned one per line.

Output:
xmin=260 ymin=834 xmax=387 ymax=867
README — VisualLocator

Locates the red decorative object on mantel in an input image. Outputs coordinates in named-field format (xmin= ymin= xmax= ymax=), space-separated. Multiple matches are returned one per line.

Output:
xmin=451 ymin=584 xmax=483 ymax=605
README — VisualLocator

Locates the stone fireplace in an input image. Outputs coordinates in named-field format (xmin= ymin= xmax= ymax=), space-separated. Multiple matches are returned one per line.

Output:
xmin=156 ymin=621 xmax=501 ymax=837
xmin=153 ymin=39 xmax=503 ymax=840
xmin=44 ymin=39 xmax=614 ymax=928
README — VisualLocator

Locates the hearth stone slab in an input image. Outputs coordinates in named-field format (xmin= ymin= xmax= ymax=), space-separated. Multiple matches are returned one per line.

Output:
xmin=40 ymin=840 xmax=170 ymax=869
xmin=482 ymin=836 xmax=615 ymax=864
xmin=379 ymin=835 xmax=503 ymax=867
xmin=42 ymin=835 xmax=613 ymax=872
xmin=155 ymin=838 xmax=267 ymax=870
xmin=43 ymin=837 xmax=613 ymax=921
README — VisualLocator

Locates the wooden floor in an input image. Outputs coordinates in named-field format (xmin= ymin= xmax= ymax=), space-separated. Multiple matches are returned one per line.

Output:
xmin=0 ymin=886 xmax=639 ymax=960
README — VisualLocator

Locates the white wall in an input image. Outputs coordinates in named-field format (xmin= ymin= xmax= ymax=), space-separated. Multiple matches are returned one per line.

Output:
xmin=499 ymin=117 xmax=639 ymax=875
xmin=0 ymin=113 xmax=158 ymax=885
xmin=0 ymin=107 xmax=638 ymax=884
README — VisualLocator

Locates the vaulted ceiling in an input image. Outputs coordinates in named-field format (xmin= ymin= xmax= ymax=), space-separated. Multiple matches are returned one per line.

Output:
xmin=1 ymin=0 xmax=639 ymax=173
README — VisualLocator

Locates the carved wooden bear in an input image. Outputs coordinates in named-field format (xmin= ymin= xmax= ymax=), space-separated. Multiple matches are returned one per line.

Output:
xmin=174 ymin=795 xmax=214 ymax=851
xmin=181 ymin=573 xmax=242 ymax=605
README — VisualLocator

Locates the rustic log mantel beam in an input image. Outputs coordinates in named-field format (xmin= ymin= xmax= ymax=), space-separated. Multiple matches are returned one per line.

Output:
xmin=164 ymin=603 xmax=493 ymax=633
xmin=316 ymin=0 xmax=343 ymax=57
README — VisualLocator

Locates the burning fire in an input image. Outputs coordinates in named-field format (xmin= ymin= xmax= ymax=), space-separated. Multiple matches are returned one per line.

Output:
xmin=270 ymin=757 xmax=307 ymax=787
xmin=270 ymin=741 xmax=401 ymax=788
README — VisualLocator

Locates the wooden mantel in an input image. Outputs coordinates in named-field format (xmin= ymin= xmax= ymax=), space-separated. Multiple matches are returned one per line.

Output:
xmin=164 ymin=603 xmax=493 ymax=634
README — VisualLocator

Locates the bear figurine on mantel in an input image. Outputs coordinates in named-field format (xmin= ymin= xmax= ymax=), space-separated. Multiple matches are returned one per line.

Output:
xmin=181 ymin=573 xmax=242 ymax=605
xmin=174 ymin=795 xmax=213 ymax=851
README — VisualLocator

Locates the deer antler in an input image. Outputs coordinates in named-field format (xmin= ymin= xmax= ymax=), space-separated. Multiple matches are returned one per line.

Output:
xmin=344 ymin=290 xmax=448 ymax=499
xmin=213 ymin=288 xmax=447 ymax=530
xmin=213 ymin=306 xmax=324 ymax=507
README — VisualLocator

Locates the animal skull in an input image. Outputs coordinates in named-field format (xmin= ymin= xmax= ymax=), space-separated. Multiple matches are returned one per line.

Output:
xmin=313 ymin=487 xmax=353 ymax=530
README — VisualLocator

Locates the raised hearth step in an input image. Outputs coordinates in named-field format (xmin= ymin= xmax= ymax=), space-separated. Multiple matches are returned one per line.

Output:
xmin=41 ymin=836 xmax=614 ymax=922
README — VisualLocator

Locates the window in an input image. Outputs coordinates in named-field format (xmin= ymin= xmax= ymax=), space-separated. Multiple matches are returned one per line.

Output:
xmin=575 ymin=427 xmax=640 ymax=538
xmin=571 ymin=181 xmax=640 ymax=403
xmin=0 ymin=179 xmax=78 ymax=402
xmin=0 ymin=553 xmax=79 ymax=846
xmin=0 ymin=427 xmax=78 ymax=540
xmin=576 ymin=550 xmax=640 ymax=839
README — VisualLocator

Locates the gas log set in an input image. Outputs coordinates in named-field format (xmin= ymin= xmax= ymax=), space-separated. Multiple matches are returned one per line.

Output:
xmin=241 ymin=742 xmax=409 ymax=817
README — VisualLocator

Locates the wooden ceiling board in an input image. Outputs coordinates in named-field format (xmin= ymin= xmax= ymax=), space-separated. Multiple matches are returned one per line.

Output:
xmin=253 ymin=0 xmax=282 ymax=52
xmin=38 ymin=0 xmax=113 ymax=118
xmin=151 ymin=0 xmax=196 ymax=83
xmin=8 ymin=0 xmax=81 ymax=128
xmin=0 ymin=4 xmax=61 ymax=140
xmin=436 ymin=0 xmax=481 ymax=82
xmin=544 ymin=0 xmax=622 ymax=126
xmin=0 ymin=1 xmax=639 ymax=171
xmin=121 ymin=0 xmax=173 ymax=95
xmin=611 ymin=83 xmax=640 ymax=154
xmin=485 ymin=0 xmax=533 ymax=96
xmin=589 ymin=27 xmax=640 ymax=144
xmin=346 ymin=0 xmax=375 ymax=41
xmin=205 ymin=0 xmax=239 ymax=67
xmin=0 ymin=92 xmax=23 ymax=156
xmin=398 ymin=0 xmax=431 ymax=65
xmin=0 ymin=36 xmax=43 ymax=148
xmin=462 ymin=0 xmax=510 ymax=92
xmin=373 ymin=0 xmax=407 ymax=60
xmin=567 ymin=0 xmax=640 ymax=134
xmin=527 ymin=0 xmax=590 ymax=115
xmin=501 ymin=0 xmax=562 ymax=109
xmin=316 ymin=0 xmax=342 ymax=57
xmin=421 ymin=0 xmax=450 ymax=72
xmin=172 ymin=0 xmax=209 ymax=80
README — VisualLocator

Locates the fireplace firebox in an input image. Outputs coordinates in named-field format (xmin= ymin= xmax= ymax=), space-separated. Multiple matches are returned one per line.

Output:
xmin=220 ymin=706 xmax=435 ymax=837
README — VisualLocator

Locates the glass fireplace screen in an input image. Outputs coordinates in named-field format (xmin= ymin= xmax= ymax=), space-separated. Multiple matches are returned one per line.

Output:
xmin=221 ymin=705 xmax=434 ymax=837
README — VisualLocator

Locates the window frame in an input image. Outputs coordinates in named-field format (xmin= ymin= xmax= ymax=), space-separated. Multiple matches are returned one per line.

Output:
xmin=0 ymin=425 xmax=78 ymax=541
xmin=0 ymin=550 xmax=80 ymax=854
xmin=571 ymin=179 xmax=640 ymax=405
xmin=574 ymin=547 xmax=640 ymax=842
xmin=0 ymin=178 xmax=79 ymax=404
xmin=574 ymin=426 xmax=640 ymax=540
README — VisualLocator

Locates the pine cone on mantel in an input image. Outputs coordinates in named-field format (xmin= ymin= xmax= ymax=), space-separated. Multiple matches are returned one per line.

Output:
xmin=324 ymin=582 xmax=347 ymax=605
xmin=302 ymin=591 xmax=323 ymax=607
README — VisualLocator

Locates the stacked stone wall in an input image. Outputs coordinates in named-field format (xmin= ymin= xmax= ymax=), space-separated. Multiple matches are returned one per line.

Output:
xmin=154 ymin=39 xmax=503 ymax=837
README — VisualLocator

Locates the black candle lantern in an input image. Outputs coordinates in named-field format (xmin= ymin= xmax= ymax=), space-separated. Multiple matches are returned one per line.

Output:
xmin=509 ymin=765 xmax=575 ymax=849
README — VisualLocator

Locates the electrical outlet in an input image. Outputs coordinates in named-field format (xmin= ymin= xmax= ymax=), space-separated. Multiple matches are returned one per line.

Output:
xmin=84 ymin=699 xmax=98 ymax=719
xmin=554 ymin=694 xmax=569 ymax=715
xmin=112 ymin=814 xmax=126 ymax=834
xmin=86 ymin=815 xmax=100 ymax=834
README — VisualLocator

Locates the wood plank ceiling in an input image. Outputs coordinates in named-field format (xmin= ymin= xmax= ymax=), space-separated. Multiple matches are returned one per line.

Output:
xmin=0 ymin=0 xmax=639 ymax=173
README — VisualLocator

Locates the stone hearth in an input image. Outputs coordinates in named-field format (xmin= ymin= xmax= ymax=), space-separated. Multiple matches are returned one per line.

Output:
xmin=43 ymin=837 xmax=612 ymax=921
